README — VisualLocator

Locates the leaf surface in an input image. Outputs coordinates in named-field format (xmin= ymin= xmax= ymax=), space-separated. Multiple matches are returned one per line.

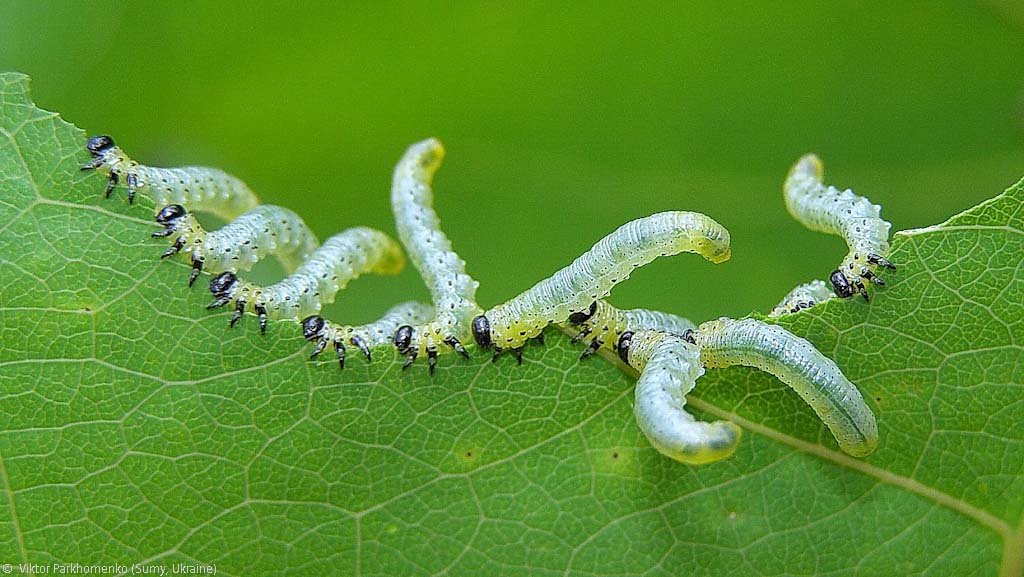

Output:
xmin=1 ymin=73 xmax=1022 ymax=576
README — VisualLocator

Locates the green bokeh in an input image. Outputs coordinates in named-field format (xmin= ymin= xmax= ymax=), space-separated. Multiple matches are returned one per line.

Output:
xmin=3 ymin=1 xmax=1022 ymax=323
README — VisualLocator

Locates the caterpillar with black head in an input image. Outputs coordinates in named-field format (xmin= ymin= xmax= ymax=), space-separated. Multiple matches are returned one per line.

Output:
xmin=617 ymin=330 xmax=742 ymax=465
xmin=686 ymin=317 xmax=878 ymax=457
xmin=569 ymin=302 xmax=878 ymax=458
xmin=81 ymin=135 xmax=259 ymax=220
xmin=388 ymin=139 xmax=482 ymax=374
xmin=768 ymin=279 xmax=834 ymax=317
xmin=566 ymin=300 xmax=695 ymax=360
xmin=784 ymin=154 xmax=895 ymax=300
xmin=471 ymin=211 xmax=731 ymax=361
xmin=207 ymin=227 xmax=404 ymax=333
xmin=154 ymin=204 xmax=319 ymax=287
xmin=302 ymin=301 xmax=434 ymax=369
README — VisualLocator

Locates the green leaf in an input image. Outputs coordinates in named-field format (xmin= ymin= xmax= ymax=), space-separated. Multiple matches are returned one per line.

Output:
xmin=1 ymin=72 xmax=1021 ymax=576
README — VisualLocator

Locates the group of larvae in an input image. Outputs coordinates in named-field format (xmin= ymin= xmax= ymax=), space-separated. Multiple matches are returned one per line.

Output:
xmin=83 ymin=135 xmax=894 ymax=465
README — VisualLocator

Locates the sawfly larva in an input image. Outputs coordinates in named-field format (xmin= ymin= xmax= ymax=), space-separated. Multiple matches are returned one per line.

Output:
xmin=154 ymin=204 xmax=319 ymax=287
xmin=618 ymin=330 xmax=743 ymax=465
xmin=302 ymin=301 xmax=434 ymax=369
xmin=81 ymin=135 xmax=259 ymax=220
xmin=768 ymin=279 xmax=835 ymax=317
xmin=688 ymin=317 xmax=878 ymax=457
xmin=566 ymin=300 xmax=695 ymax=360
xmin=389 ymin=138 xmax=482 ymax=374
xmin=784 ymin=154 xmax=895 ymax=300
xmin=207 ymin=227 xmax=404 ymax=333
xmin=472 ymin=211 xmax=730 ymax=361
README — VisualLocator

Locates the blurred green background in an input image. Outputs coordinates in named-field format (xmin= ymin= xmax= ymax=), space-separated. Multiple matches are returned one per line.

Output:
xmin=2 ymin=1 xmax=1022 ymax=324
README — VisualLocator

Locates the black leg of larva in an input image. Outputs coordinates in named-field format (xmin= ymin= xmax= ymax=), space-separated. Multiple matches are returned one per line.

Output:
xmin=512 ymin=347 xmax=523 ymax=365
xmin=255 ymin=304 xmax=268 ymax=334
xmin=579 ymin=339 xmax=602 ymax=361
xmin=104 ymin=172 xmax=119 ymax=199
xmin=80 ymin=158 xmax=103 ymax=171
xmin=335 ymin=340 xmax=346 ymax=370
xmin=188 ymin=258 xmax=204 ymax=288
xmin=428 ymin=348 xmax=438 ymax=375
xmin=309 ymin=338 xmax=328 ymax=359
xmin=229 ymin=300 xmax=245 ymax=328
xmin=444 ymin=336 xmax=470 ymax=359
xmin=491 ymin=348 xmax=503 ymax=363
xmin=401 ymin=351 xmax=418 ymax=370
xmin=868 ymin=253 xmax=896 ymax=270
xmin=151 ymin=227 xmax=174 ymax=239
xmin=860 ymin=268 xmax=885 ymax=286
xmin=571 ymin=327 xmax=591 ymax=345
xmin=351 ymin=336 xmax=372 ymax=362
xmin=533 ymin=332 xmax=545 ymax=346
xmin=126 ymin=173 xmax=139 ymax=204
xmin=161 ymin=237 xmax=185 ymax=259
xmin=855 ymin=280 xmax=870 ymax=302
xmin=207 ymin=296 xmax=230 ymax=309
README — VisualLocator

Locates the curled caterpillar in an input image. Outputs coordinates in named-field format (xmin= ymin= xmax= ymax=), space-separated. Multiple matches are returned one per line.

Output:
xmin=207 ymin=227 xmax=404 ymax=333
xmin=617 ymin=330 xmax=742 ymax=465
xmin=566 ymin=300 xmax=695 ymax=360
xmin=154 ymin=204 xmax=319 ymax=287
xmin=389 ymin=139 xmax=482 ymax=374
xmin=784 ymin=154 xmax=895 ymax=300
xmin=688 ymin=317 xmax=878 ymax=457
xmin=81 ymin=135 xmax=259 ymax=220
xmin=472 ymin=211 xmax=731 ymax=359
xmin=302 ymin=301 xmax=433 ymax=369
xmin=768 ymin=279 xmax=835 ymax=317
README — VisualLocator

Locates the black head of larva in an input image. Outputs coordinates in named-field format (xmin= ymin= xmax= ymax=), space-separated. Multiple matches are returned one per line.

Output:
xmin=472 ymin=315 xmax=492 ymax=348
xmin=680 ymin=329 xmax=696 ymax=344
xmin=209 ymin=272 xmax=238 ymax=299
xmin=829 ymin=270 xmax=855 ymax=298
xmin=302 ymin=316 xmax=326 ymax=341
xmin=394 ymin=325 xmax=414 ymax=352
xmin=155 ymin=204 xmax=187 ymax=226
xmin=567 ymin=302 xmax=598 ymax=325
xmin=616 ymin=331 xmax=633 ymax=364
xmin=86 ymin=135 xmax=115 ymax=156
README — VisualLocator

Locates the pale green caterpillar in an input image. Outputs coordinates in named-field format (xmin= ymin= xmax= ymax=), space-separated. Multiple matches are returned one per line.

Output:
xmin=302 ymin=301 xmax=434 ymax=369
xmin=389 ymin=139 xmax=482 ymax=373
xmin=81 ymin=135 xmax=259 ymax=220
xmin=153 ymin=204 xmax=319 ymax=287
xmin=769 ymin=279 xmax=835 ymax=318
xmin=688 ymin=317 xmax=878 ymax=457
xmin=566 ymin=300 xmax=695 ymax=360
xmin=471 ymin=211 xmax=731 ymax=360
xmin=618 ymin=330 xmax=742 ymax=465
xmin=784 ymin=154 xmax=895 ymax=300
xmin=207 ymin=227 xmax=404 ymax=333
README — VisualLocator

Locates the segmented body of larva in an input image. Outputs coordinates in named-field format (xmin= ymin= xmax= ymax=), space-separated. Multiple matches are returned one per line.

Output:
xmin=565 ymin=300 xmax=695 ymax=360
xmin=302 ymin=301 xmax=434 ymax=369
xmin=81 ymin=135 xmax=259 ymax=220
xmin=618 ymin=330 xmax=743 ymax=465
xmin=206 ymin=227 xmax=404 ymax=333
xmin=472 ymin=211 xmax=730 ymax=360
xmin=153 ymin=204 xmax=319 ymax=287
xmin=784 ymin=154 xmax=895 ymax=300
xmin=768 ymin=279 xmax=835 ymax=317
xmin=389 ymin=139 xmax=482 ymax=373
xmin=689 ymin=317 xmax=878 ymax=457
